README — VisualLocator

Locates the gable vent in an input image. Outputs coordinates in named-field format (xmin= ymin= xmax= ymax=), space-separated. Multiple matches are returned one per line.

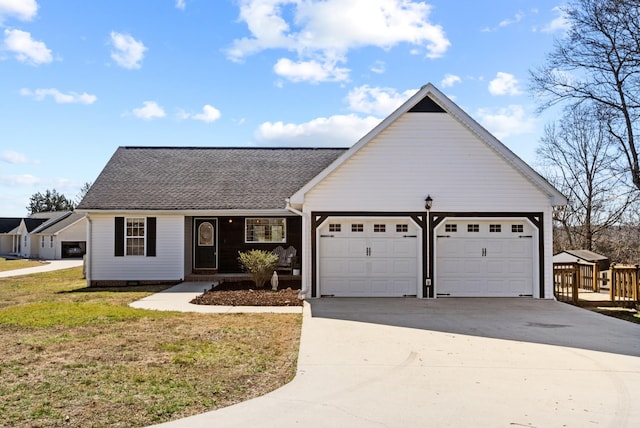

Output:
xmin=408 ymin=95 xmax=446 ymax=113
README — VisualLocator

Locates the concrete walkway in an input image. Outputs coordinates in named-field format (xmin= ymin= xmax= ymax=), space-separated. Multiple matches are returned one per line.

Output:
xmin=0 ymin=259 xmax=83 ymax=278
xmin=148 ymin=297 xmax=640 ymax=428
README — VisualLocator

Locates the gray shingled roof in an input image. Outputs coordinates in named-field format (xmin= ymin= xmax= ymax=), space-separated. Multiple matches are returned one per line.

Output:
xmin=562 ymin=249 xmax=609 ymax=262
xmin=34 ymin=212 xmax=85 ymax=234
xmin=77 ymin=147 xmax=346 ymax=211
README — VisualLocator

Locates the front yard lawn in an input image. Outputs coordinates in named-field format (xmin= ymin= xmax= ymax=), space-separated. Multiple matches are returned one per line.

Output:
xmin=0 ymin=257 xmax=46 ymax=272
xmin=0 ymin=268 xmax=301 ymax=427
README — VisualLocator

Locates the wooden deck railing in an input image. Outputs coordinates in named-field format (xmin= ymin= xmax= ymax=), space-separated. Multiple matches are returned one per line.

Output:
xmin=553 ymin=262 xmax=639 ymax=306
xmin=609 ymin=264 xmax=640 ymax=306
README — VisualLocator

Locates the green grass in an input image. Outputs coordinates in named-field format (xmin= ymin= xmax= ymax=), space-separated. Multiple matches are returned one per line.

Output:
xmin=0 ymin=257 xmax=45 ymax=272
xmin=0 ymin=267 xmax=301 ymax=427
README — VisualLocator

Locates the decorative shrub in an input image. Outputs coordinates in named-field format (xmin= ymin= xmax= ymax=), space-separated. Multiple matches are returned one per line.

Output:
xmin=238 ymin=250 xmax=279 ymax=288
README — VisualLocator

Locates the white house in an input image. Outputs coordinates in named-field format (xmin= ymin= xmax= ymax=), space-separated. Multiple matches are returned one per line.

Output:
xmin=0 ymin=212 xmax=87 ymax=260
xmin=77 ymin=83 xmax=566 ymax=298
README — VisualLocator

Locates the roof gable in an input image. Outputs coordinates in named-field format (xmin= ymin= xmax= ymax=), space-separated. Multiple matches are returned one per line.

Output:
xmin=78 ymin=147 xmax=346 ymax=211
xmin=290 ymin=83 xmax=566 ymax=206
xmin=0 ymin=218 xmax=22 ymax=234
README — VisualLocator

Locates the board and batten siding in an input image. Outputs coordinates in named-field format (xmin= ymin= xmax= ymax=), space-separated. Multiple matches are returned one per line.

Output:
xmin=88 ymin=214 xmax=184 ymax=281
xmin=304 ymin=114 xmax=551 ymax=212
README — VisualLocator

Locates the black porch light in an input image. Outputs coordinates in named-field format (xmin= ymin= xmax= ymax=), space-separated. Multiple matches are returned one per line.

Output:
xmin=425 ymin=195 xmax=433 ymax=211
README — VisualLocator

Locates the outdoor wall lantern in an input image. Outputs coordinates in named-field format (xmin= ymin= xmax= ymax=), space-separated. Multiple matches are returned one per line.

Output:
xmin=425 ymin=195 xmax=433 ymax=211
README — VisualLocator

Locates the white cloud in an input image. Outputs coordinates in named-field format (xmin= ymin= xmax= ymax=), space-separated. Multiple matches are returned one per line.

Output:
xmin=255 ymin=114 xmax=381 ymax=147
xmin=0 ymin=0 xmax=38 ymax=22
xmin=476 ymin=104 xmax=536 ymax=140
xmin=183 ymin=104 xmax=221 ymax=123
xmin=110 ymin=31 xmax=146 ymax=69
xmin=346 ymin=85 xmax=416 ymax=116
xmin=227 ymin=0 xmax=450 ymax=82
xmin=0 ymin=173 xmax=39 ymax=186
xmin=482 ymin=11 xmax=525 ymax=32
xmin=499 ymin=11 xmax=524 ymax=28
xmin=273 ymin=57 xmax=349 ymax=83
xmin=20 ymin=88 xmax=97 ymax=104
xmin=370 ymin=60 xmax=385 ymax=74
xmin=175 ymin=0 xmax=186 ymax=10
xmin=488 ymin=72 xmax=521 ymax=96
xmin=541 ymin=6 xmax=569 ymax=33
xmin=3 ymin=28 xmax=52 ymax=65
xmin=2 ymin=150 xmax=28 ymax=164
xmin=441 ymin=73 xmax=461 ymax=88
xmin=132 ymin=101 xmax=165 ymax=120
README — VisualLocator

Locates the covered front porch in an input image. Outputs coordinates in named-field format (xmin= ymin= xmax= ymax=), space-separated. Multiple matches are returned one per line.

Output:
xmin=183 ymin=215 xmax=302 ymax=278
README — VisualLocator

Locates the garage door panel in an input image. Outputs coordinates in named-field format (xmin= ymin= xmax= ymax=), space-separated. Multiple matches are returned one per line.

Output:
xmin=319 ymin=219 xmax=420 ymax=297
xmin=319 ymin=238 xmax=348 ymax=257
xmin=436 ymin=220 xmax=534 ymax=297
xmin=371 ymin=278 xmax=415 ymax=296
xmin=464 ymin=259 xmax=484 ymax=275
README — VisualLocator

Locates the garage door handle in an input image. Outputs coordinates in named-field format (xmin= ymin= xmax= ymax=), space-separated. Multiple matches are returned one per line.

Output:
xmin=437 ymin=235 xmax=451 ymax=238
xmin=403 ymin=235 xmax=417 ymax=238
xmin=519 ymin=235 xmax=533 ymax=238
xmin=320 ymin=234 xmax=335 ymax=238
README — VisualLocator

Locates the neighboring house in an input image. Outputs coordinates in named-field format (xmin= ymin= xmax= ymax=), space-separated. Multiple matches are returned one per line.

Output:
xmin=553 ymin=249 xmax=610 ymax=271
xmin=0 ymin=218 xmax=22 ymax=256
xmin=0 ymin=212 xmax=87 ymax=259
xmin=32 ymin=212 xmax=88 ymax=259
xmin=77 ymin=83 xmax=566 ymax=298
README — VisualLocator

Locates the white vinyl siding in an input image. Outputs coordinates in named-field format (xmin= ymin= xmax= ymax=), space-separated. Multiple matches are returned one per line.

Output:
xmin=89 ymin=214 xmax=184 ymax=281
xmin=304 ymin=114 xmax=550 ymax=213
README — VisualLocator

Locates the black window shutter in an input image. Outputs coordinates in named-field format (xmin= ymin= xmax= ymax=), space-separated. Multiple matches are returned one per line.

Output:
xmin=114 ymin=217 xmax=124 ymax=257
xmin=146 ymin=217 xmax=156 ymax=257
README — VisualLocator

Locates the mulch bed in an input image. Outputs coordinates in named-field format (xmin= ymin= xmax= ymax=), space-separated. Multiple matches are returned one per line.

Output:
xmin=191 ymin=280 xmax=303 ymax=307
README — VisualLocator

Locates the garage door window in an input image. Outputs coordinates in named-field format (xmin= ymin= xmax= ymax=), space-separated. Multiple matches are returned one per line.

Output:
xmin=329 ymin=224 xmax=341 ymax=232
xmin=489 ymin=224 xmax=502 ymax=233
xmin=512 ymin=224 xmax=524 ymax=233
xmin=445 ymin=224 xmax=457 ymax=233
xmin=468 ymin=224 xmax=480 ymax=232
xmin=373 ymin=224 xmax=386 ymax=232
xmin=396 ymin=224 xmax=408 ymax=233
xmin=351 ymin=224 xmax=364 ymax=232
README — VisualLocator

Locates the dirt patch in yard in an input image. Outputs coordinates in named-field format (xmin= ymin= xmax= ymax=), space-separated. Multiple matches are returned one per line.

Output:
xmin=191 ymin=280 xmax=303 ymax=307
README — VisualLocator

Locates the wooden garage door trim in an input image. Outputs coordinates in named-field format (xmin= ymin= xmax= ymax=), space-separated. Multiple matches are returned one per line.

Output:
xmin=311 ymin=212 xmax=426 ymax=298
xmin=428 ymin=212 xmax=543 ymax=298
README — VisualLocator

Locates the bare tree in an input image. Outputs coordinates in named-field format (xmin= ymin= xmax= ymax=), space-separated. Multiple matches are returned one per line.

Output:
xmin=537 ymin=105 xmax=636 ymax=251
xmin=530 ymin=0 xmax=640 ymax=190
xmin=75 ymin=182 xmax=92 ymax=205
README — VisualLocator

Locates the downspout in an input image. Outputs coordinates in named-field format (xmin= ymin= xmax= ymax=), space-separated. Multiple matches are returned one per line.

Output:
xmin=85 ymin=214 xmax=92 ymax=286
xmin=285 ymin=198 xmax=306 ymax=299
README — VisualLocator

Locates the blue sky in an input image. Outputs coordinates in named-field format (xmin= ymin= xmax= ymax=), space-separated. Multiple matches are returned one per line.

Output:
xmin=1 ymin=0 xmax=569 ymax=216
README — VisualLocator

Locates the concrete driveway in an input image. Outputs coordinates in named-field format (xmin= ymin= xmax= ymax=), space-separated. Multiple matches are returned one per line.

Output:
xmin=153 ymin=298 xmax=640 ymax=428
xmin=0 ymin=259 xmax=83 ymax=278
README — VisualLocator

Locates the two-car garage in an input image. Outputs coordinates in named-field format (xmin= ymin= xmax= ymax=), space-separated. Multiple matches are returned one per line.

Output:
xmin=316 ymin=217 xmax=538 ymax=298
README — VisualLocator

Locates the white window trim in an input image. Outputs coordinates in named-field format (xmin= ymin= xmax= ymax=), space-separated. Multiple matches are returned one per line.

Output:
xmin=125 ymin=217 xmax=146 ymax=256
xmin=245 ymin=218 xmax=287 ymax=243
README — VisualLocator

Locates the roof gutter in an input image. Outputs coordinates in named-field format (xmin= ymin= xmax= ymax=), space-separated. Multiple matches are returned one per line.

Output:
xmin=285 ymin=198 xmax=303 ymax=216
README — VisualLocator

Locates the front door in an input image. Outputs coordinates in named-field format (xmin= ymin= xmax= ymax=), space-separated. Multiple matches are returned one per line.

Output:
xmin=194 ymin=218 xmax=217 ymax=269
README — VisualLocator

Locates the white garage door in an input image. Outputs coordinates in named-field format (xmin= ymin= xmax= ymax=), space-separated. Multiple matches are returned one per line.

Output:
xmin=436 ymin=220 xmax=534 ymax=297
xmin=319 ymin=219 xmax=420 ymax=297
